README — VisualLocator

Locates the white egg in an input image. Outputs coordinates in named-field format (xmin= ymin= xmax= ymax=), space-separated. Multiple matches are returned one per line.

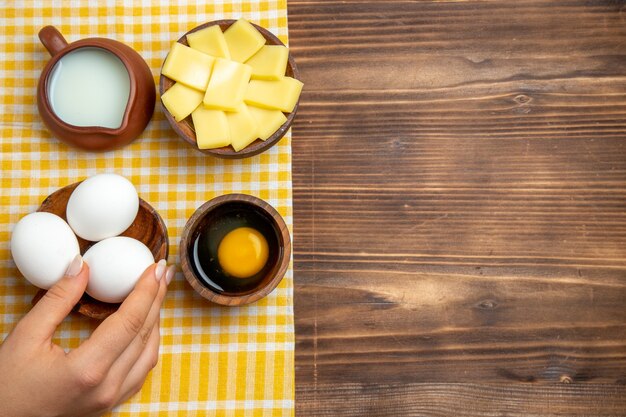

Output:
xmin=66 ymin=173 xmax=139 ymax=242
xmin=10 ymin=212 xmax=80 ymax=289
xmin=83 ymin=236 xmax=154 ymax=303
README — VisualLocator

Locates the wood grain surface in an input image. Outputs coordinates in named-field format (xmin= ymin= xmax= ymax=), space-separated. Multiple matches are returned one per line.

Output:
xmin=288 ymin=0 xmax=626 ymax=415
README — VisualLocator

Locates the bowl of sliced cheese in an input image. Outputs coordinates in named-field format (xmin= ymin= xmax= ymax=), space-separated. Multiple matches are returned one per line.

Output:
xmin=159 ymin=19 xmax=302 ymax=158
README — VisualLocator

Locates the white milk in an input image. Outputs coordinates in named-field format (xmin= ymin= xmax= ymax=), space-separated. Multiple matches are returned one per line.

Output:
xmin=47 ymin=47 xmax=131 ymax=129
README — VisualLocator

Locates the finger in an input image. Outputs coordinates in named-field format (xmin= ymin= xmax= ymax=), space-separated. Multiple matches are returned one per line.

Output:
xmin=70 ymin=260 xmax=166 ymax=377
xmin=107 ymin=266 xmax=169 ymax=383
xmin=117 ymin=323 xmax=161 ymax=404
xmin=17 ymin=254 xmax=88 ymax=342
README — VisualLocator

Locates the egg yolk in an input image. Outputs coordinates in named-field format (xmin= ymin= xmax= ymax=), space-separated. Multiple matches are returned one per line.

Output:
xmin=217 ymin=227 xmax=269 ymax=278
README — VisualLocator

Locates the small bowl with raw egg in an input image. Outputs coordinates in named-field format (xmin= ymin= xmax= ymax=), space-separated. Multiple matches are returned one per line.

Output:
xmin=11 ymin=174 xmax=169 ymax=320
xmin=159 ymin=19 xmax=302 ymax=159
xmin=179 ymin=194 xmax=291 ymax=306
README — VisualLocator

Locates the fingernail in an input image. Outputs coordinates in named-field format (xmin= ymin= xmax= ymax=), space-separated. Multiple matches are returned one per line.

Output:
xmin=155 ymin=259 xmax=167 ymax=281
xmin=65 ymin=254 xmax=83 ymax=277
xmin=165 ymin=265 xmax=176 ymax=285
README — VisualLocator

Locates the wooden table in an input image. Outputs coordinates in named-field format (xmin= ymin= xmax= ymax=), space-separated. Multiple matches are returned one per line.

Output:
xmin=288 ymin=1 xmax=626 ymax=415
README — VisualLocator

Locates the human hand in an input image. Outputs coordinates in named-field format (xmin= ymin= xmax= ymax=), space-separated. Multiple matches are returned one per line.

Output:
xmin=0 ymin=254 xmax=175 ymax=417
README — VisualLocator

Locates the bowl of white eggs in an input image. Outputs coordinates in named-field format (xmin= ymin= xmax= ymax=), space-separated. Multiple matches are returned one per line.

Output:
xmin=10 ymin=173 xmax=169 ymax=319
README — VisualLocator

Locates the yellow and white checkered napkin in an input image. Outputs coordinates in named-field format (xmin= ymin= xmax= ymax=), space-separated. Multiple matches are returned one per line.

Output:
xmin=0 ymin=1 xmax=294 ymax=416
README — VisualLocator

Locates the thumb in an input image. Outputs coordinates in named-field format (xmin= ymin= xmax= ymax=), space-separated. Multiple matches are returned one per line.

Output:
xmin=21 ymin=254 xmax=89 ymax=342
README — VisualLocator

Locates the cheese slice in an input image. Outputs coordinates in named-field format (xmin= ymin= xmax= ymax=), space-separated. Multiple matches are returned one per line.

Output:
xmin=245 ymin=45 xmax=289 ymax=80
xmin=247 ymin=105 xmax=287 ymax=140
xmin=244 ymin=77 xmax=303 ymax=113
xmin=161 ymin=42 xmax=214 ymax=91
xmin=161 ymin=82 xmax=204 ymax=122
xmin=203 ymin=58 xmax=252 ymax=111
xmin=225 ymin=103 xmax=259 ymax=151
xmin=187 ymin=25 xmax=230 ymax=59
xmin=223 ymin=19 xmax=266 ymax=63
xmin=191 ymin=106 xmax=230 ymax=150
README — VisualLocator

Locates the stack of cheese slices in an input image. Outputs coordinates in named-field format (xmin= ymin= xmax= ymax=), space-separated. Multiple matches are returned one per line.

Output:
xmin=161 ymin=19 xmax=303 ymax=151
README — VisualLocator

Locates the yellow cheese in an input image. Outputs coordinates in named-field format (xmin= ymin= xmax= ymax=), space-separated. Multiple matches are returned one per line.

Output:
xmin=161 ymin=42 xmax=214 ymax=91
xmin=161 ymin=82 xmax=204 ymax=122
xmin=225 ymin=103 xmax=259 ymax=151
xmin=247 ymin=105 xmax=287 ymax=140
xmin=244 ymin=77 xmax=303 ymax=113
xmin=203 ymin=58 xmax=252 ymax=111
xmin=245 ymin=45 xmax=289 ymax=80
xmin=191 ymin=106 xmax=230 ymax=150
xmin=187 ymin=25 xmax=231 ymax=59
xmin=223 ymin=19 xmax=266 ymax=63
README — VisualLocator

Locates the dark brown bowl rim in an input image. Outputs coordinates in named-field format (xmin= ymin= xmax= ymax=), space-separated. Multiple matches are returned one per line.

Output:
xmin=159 ymin=19 xmax=301 ymax=159
xmin=179 ymin=194 xmax=291 ymax=306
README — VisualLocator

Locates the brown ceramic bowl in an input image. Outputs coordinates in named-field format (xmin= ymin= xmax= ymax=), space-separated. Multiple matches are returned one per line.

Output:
xmin=179 ymin=194 xmax=291 ymax=306
xmin=37 ymin=26 xmax=156 ymax=152
xmin=32 ymin=181 xmax=169 ymax=319
xmin=159 ymin=19 xmax=300 ymax=159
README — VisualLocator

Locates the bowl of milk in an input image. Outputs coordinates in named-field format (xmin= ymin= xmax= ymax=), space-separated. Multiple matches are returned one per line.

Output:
xmin=36 ymin=26 xmax=155 ymax=151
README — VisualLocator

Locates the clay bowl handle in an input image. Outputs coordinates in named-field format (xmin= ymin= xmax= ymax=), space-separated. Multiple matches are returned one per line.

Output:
xmin=39 ymin=26 xmax=68 ymax=56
